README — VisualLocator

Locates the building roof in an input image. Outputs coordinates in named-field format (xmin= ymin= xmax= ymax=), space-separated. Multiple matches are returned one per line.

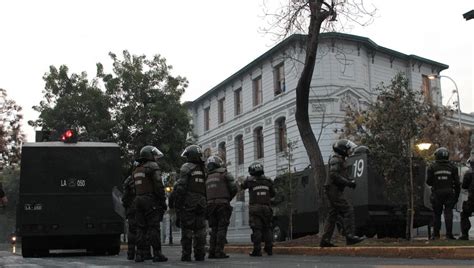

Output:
xmin=191 ymin=32 xmax=449 ymax=104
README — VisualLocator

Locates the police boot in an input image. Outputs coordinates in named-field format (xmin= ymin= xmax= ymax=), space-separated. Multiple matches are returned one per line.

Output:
xmin=264 ymin=246 xmax=273 ymax=256
xmin=126 ymin=249 xmax=135 ymax=260
xmin=346 ymin=235 xmax=365 ymax=246
xmin=214 ymin=251 xmax=230 ymax=259
xmin=134 ymin=253 xmax=145 ymax=263
xmin=153 ymin=251 xmax=168 ymax=262
xmin=249 ymin=248 xmax=262 ymax=257
xmin=430 ymin=232 xmax=440 ymax=240
xmin=144 ymin=249 xmax=153 ymax=260
xmin=458 ymin=235 xmax=469 ymax=240
xmin=446 ymin=234 xmax=456 ymax=240
xmin=181 ymin=255 xmax=192 ymax=262
xmin=320 ymin=240 xmax=337 ymax=247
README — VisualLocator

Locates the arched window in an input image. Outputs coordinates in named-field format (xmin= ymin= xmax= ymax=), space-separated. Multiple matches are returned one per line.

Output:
xmin=275 ymin=117 xmax=287 ymax=153
xmin=254 ymin=127 xmax=264 ymax=159
xmin=218 ymin=141 xmax=226 ymax=163
xmin=235 ymin=135 xmax=244 ymax=165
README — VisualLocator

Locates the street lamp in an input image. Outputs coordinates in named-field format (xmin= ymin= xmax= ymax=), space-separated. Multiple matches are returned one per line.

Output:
xmin=428 ymin=74 xmax=461 ymax=128
xmin=416 ymin=143 xmax=432 ymax=151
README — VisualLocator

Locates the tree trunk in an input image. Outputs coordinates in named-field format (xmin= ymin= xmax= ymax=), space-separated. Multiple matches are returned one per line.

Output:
xmin=294 ymin=1 xmax=332 ymax=234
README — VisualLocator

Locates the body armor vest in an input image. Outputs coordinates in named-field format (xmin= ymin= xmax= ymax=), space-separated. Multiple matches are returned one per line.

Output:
xmin=325 ymin=154 xmax=349 ymax=187
xmin=206 ymin=171 xmax=230 ymax=201
xmin=464 ymin=171 xmax=474 ymax=195
xmin=133 ymin=165 xmax=153 ymax=195
xmin=431 ymin=162 xmax=455 ymax=191
xmin=187 ymin=165 xmax=206 ymax=195
xmin=249 ymin=176 xmax=271 ymax=205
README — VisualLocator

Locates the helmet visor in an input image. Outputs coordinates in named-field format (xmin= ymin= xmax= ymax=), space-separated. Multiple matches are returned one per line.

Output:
xmin=346 ymin=140 xmax=357 ymax=155
xmin=152 ymin=147 xmax=164 ymax=159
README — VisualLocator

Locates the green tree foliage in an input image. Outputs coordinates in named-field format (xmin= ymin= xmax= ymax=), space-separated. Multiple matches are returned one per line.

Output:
xmin=343 ymin=73 xmax=470 ymax=202
xmin=31 ymin=51 xmax=191 ymax=172
xmin=29 ymin=65 xmax=114 ymax=141
xmin=99 ymin=51 xmax=190 ymax=171
xmin=0 ymin=88 xmax=25 ymax=168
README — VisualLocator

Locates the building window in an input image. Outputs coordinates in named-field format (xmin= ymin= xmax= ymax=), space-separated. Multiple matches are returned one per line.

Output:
xmin=218 ymin=141 xmax=226 ymax=163
xmin=276 ymin=117 xmax=287 ymax=153
xmin=422 ymin=75 xmax=431 ymax=101
xmin=254 ymin=127 xmax=264 ymax=159
xmin=204 ymin=107 xmax=210 ymax=131
xmin=274 ymin=63 xmax=285 ymax=95
xmin=253 ymin=76 xmax=262 ymax=107
xmin=235 ymin=135 xmax=244 ymax=165
xmin=218 ymin=97 xmax=225 ymax=124
xmin=234 ymin=88 xmax=242 ymax=116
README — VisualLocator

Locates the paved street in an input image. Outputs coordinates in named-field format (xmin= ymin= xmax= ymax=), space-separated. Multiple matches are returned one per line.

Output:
xmin=1 ymin=244 xmax=474 ymax=267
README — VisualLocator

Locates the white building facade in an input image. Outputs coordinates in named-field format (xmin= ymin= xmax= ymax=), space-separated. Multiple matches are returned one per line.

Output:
xmin=186 ymin=32 xmax=471 ymax=234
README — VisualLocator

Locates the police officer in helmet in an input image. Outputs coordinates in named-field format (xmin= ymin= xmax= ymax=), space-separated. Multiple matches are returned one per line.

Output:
xmin=174 ymin=145 xmax=207 ymax=261
xmin=122 ymin=173 xmax=138 ymax=260
xmin=241 ymin=162 xmax=275 ymax=256
xmin=132 ymin=145 xmax=168 ymax=262
xmin=459 ymin=158 xmax=474 ymax=240
xmin=205 ymin=155 xmax=237 ymax=258
xmin=320 ymin=139 xmax=365 ymax=247
xmin=426 ymin=147 xmax=460 ymax=240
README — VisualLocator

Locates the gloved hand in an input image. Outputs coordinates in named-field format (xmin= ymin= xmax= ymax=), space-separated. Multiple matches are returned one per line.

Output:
xmin=347 ymin=180 xmax=357 ymax=189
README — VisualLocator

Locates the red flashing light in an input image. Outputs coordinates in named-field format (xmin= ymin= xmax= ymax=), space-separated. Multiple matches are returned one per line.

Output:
xmin=61 ymin=129 xmax=77 ymax=143
xmin=65 ymin=130 xmax=73 ymax=138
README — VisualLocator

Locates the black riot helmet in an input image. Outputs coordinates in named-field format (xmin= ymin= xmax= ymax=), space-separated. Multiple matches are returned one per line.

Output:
xmin=434 ymin=147 xmax=449 ymax=161
xmin=332 ymin=139 xmax=357 ymax=157
xmin=467 ymin=157 xmax=474 ymax=168
xmin=181 ymin=144 xmax=204 ymax=163
xmin=206 ymin=155 xmax=224 ymax=171
xmin=248 ymin=162 xmax=264 ymax=176
xmin=139 ymin=145 xmax=164 ymax=162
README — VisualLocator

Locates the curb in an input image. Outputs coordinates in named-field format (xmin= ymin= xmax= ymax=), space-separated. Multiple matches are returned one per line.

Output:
xmin=224 ymin=245 xmax=474 ymax=260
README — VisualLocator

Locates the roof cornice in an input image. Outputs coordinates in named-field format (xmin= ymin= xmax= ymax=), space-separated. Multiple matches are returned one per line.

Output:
xmin=191 ymin=32 xmax=449 ymax=105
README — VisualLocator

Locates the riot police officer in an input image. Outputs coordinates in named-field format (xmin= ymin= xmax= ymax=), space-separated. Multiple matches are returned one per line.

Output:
xmin=426 ymin=147 xmax=460 ymax=240
xmin=122 ymin=174 xmax=138 ymax=260
xmin=241 ymin=162 xmax=275 ymax=257
xmin=205 ymin=155 xmax=238 ymax=259
xmin=174 ymin=145 xmax=207 ymax=261
xmin=459 ymin=158 xmax=474 ymax=240
xmin=132 ymin=146 xmax=168 ymax=262
xmin=0 ymin=182 xmax=7 ymax=206
xmin=320 ymin=139 xmax=365 ymax=247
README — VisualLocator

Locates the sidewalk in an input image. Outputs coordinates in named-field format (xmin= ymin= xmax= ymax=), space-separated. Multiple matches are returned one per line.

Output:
xmin=224 ymin=245 xmax=474 ymax=260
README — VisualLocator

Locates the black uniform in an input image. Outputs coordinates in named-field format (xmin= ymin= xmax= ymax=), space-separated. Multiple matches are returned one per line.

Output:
xmin=320 ymin=154 xmax=361 ymax=246
xmin=460 ymin=168 xmax=474 ymax=239
xmin=426 ymin=160 xmax=460 ymax=239
xmin=206 ymin=167 xmax=237 ymax=258
xmin=241 ymin=175 xmax=275 ymax=256
xmin=0 ymin=182 xmax=5 ymax=199
xmin=174 ymin=162 xmax=207 ymax=261
xmin=122 ymin=175 xmax=138 ymax=260
xmin=0 ymin=182 xmax=6 ymax=207
xmin=132 ymin=161 xmax=167 ymax=261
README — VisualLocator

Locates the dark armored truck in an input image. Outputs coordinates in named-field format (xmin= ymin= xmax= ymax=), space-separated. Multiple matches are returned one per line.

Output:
xmin=272 ymin=151 xmax=432 ymax=241
xmin=17 ymin=140 xmax=124 ymax=257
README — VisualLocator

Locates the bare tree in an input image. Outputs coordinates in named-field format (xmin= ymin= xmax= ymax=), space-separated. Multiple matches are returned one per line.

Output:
xmin=262 ymin=0 xmax=376 ymax=230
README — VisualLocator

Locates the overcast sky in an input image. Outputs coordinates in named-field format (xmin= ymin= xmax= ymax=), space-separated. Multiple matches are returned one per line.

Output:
xmin=0 ymin=0 xmax=472 ymax=142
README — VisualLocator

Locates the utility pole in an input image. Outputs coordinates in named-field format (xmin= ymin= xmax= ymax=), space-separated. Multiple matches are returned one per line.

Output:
xmin=285 ymin=139 xmax=298 ymax=240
